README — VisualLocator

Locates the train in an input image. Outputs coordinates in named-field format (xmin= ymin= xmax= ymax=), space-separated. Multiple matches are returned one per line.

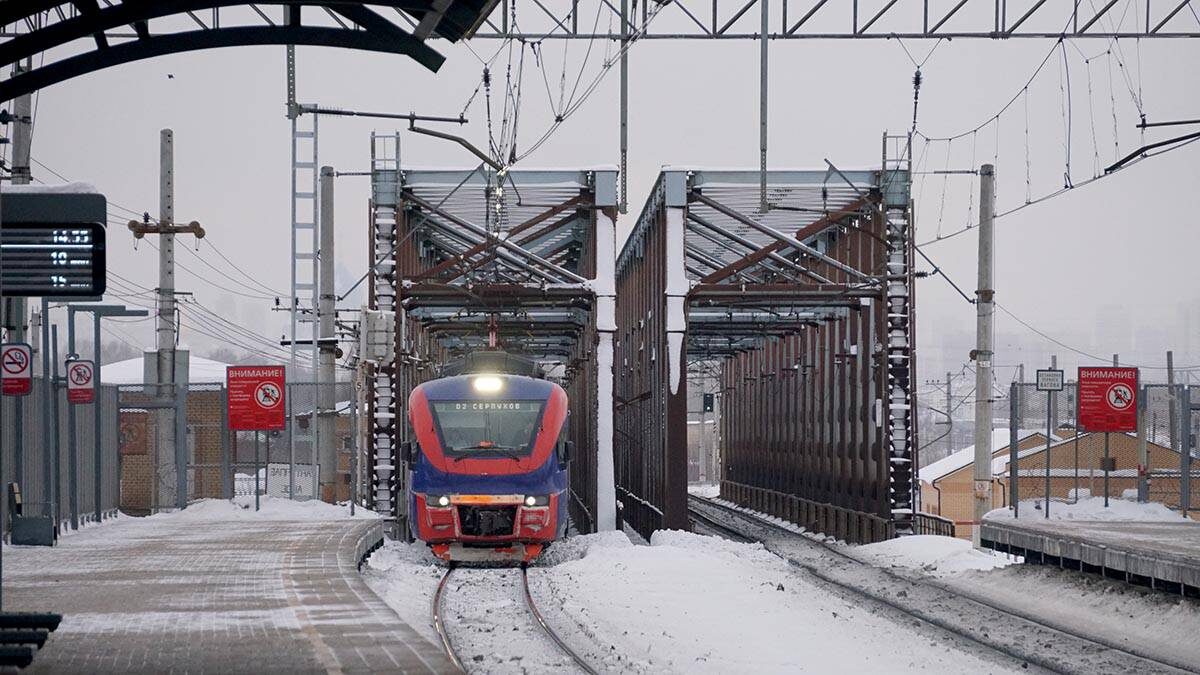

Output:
xmin=404 ymin=353 xmax=573 ymax=563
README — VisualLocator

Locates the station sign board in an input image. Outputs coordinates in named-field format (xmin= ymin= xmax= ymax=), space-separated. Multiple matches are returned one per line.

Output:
xmin=1 ymin=343 xmax=33 ymax=396
xmin=227 ymin=365 xmax=286 ymax=431
xmin=66 ymin=359 xmax=96 ymax=404
xmin=1035 ymin=369 xmax=1064 ymax=392
xmin=1077 ymin=366 xmax=1138 ymax=432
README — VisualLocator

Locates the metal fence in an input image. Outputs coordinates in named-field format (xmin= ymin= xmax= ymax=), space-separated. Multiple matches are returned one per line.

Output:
xmin=1 ymin=377 xmax=121 ymax=533
xmin=1006 ymin=381 xmax=1197 ymax=517
xmin=117 ymin=380 xmax=358 ymax=514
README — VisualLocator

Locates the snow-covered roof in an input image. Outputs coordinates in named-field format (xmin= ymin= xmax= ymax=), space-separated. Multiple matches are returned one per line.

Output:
xmin=0 ymin=181 xmax=98 ymax=194
xmin=919 ymin=429 xmax=1045 ymax=483
xmin=101 ymin=355 xmax=232 ymax=385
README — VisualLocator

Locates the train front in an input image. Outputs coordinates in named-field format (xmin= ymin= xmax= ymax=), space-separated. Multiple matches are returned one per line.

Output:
xmin=408 ymin=373 xmax=570 ymax=563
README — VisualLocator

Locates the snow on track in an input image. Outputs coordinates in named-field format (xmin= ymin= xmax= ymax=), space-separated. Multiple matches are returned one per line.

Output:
xmin=368 ymin=531 xmax=1020 ymax=673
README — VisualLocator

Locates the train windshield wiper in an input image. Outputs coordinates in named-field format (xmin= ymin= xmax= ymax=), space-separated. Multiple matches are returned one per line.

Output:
xmin=452 ymin=445 xmax=520 ymax=461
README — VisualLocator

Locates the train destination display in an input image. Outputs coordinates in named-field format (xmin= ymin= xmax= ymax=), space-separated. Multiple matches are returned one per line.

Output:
xmin=0 ymin=223 xmax=106 ymax=296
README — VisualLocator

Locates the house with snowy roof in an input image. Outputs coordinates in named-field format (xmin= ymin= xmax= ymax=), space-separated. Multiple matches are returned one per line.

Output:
xmin=992 ymin=432 xmax=1196 ymax=516
xmin=922 ymin=428 xmax=1196 ymax=539
xmin=919 ymin=429 xmax=1053 ymax=540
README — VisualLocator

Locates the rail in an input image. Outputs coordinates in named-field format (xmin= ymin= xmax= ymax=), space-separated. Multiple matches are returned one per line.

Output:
xmin=686 ymin=494 xmax=1195 ymax=674
xmin=432 ymin=565 xmax=597 ymax=674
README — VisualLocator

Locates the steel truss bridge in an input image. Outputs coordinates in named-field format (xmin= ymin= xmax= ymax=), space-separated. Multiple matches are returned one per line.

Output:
xmin=368 ymin=137 xmax=621 ymax=532
xmin=367 ymin=132 xmax=914 ymax=542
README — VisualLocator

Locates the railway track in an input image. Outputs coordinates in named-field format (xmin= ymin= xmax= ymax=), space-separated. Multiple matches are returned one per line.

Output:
xmin=432 ymin=564 xmax=598 ymax=675
xmin=688 ymin=494 xmax=1198 ymax=675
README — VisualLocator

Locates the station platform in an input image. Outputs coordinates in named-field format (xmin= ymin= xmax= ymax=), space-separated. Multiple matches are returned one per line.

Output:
xmin=981 ymin=518 xmax=1200 ymax=593
xmin=2 ymin=509 xmax=452 ymax=673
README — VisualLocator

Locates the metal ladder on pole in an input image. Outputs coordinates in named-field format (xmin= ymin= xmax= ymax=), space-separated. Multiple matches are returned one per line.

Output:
xmin=289 ymin=106 xmax=320 ymax=500
xmin=883 ymin=133 xmax=916 ymax=533
xmin=369 ymin=133 xmax=400 ymax=521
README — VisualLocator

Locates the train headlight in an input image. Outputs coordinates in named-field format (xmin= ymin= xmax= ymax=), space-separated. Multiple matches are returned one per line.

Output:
xmin=429 ymin=495 xmax=451 ymax=507
xmin=524 ymin=495 xmax=549 ymax=507
xmin=472 ymin=375 xmax=504 ymax=393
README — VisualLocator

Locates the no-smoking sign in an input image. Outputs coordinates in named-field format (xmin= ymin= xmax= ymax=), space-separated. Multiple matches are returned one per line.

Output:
xmin=1078 ymin=367 xmax=1138 ymax=432
xmin=66 ymin=359 xmax=96 ymax=404
xmin=1 ymin=343 xmax=33 ymax=396
xmin=227 ymin=365 xmax=286 ymax=431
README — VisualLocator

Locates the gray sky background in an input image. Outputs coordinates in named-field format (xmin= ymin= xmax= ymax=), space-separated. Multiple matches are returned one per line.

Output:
xmin=19 ymin=3 xmax=1200 ymax=383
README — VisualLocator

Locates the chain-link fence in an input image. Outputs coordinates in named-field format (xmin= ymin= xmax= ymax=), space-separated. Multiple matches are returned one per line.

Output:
xmin=1005 ymin=381 xmax=1196 ymax=517
xmin=1 ymin=377 xmax=121 ymax=533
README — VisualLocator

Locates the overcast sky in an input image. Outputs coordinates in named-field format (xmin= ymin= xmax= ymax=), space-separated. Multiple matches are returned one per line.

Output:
xmin=17 ymin=2 xmax=1200 ymax=383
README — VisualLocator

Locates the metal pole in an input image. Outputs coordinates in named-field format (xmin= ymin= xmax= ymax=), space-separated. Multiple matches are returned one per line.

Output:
xmin=157 ymin=130 xmax=178 ymax=509
xmin=1104 ymin=353 xmax=1116 ymax=507
xmin=4 ymin=58 xmax=32 ymax=352
xmin=972 ymin=163 xmax=996 ymax=547
xmin=221 ymin=388 xmax=231 ymax=499
xmin=1137 ymin=382 xmax=1149 ymax=502
xmin=66 ymin=309 xmax=79 ymax=530
xmin=93 ymin=315 xmax=102 ymax=521
xmin=619 ymin=0 xmax=628 ymax=213
xmin=1045 ymin=356 xmax=1055 ymax=517
xmin=349 ymin=377 xmax=357 ymax=516
xmin=1168 ymin=350 xmax=1178 ymax=455
xmin=1009 ymin=382 xmax=1018 ymax=518
xmin=759 ymin=0 xmax=769 ymax=211
xmin=50 ymin=324 xmax=61 ymax=530
xmin=946 ymin=371 xmax=954 ymax=457
xmin=1180 ymin=385 xmax=1191 ymax=517
xmin=39 ymin=298 xmax=51 ymax=520
xmin=318 ymin=167 xmax=336 ymax=502
xmin=254 ymin=431 xmax=261 ymax=512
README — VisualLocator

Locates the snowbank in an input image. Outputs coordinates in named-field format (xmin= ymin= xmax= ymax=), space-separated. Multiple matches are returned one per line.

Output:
xmin=146 ymin=496 xmax=378 ymax=522
xmin=986 ymin=496 xmax=1188 ymax=523
xmin=686 ymin=483 xmax=721 ymax=499
xmin=853 ymin=535 xmax=1012 ymax=574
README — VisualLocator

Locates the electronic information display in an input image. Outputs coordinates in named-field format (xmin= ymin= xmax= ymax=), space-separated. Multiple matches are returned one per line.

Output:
xmin=0 ymin=223 xmax=106 ymax=296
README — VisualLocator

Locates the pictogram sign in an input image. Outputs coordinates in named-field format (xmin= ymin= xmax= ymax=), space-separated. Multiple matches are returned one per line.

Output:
xmin=227 ymin=365 xmax=286 ymax=431
xmin=1077 ymin=367 xmax=1138 ymax=432
xmin=66 ymin=359 xmax=96 ymax=404
xmin=1 ymin=343 xmax=33 ymax=396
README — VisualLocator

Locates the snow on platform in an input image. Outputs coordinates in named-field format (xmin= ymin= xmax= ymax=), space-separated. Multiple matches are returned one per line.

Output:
xmin=367 ymin=531 xmax=1021 ymax=673
xmin=3 ymin=500 xmax=447 ymax=673
xmin=853 ymin=535 xmax=1012 ymax=575
xmin=987 ymin=496 xmax=1190 ymax=523
xmin=981 ymin=501 xmax=1200 ymax=592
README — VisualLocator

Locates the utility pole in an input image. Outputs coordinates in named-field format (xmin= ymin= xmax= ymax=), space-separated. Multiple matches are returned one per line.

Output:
xmin=3 ymin=58 xmax=32 ymax=343
xmin=945 ymin=371 xmax=954 ymax=457
xmin=127 ymin=130 xmax=204 ymax=508
xmin=1167 ymin=350 xmax=1178 ymax=455
xmin=317 ymin=166 xmax=336 ymax=502
xmin=972 ymin=163 xmax=995 ymax=547
xmin=759 ymin=0 xmax=769 ymax=211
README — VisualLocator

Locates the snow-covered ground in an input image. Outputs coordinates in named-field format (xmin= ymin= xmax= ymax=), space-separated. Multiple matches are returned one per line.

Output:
xmin=686 ymin=483 xmax=720 ymax=499
xmin=365 ymin=530 xmax=1022 ymax=673
xmin=145 ymin=496 xmax=378 ymax=522
xmin=853 ymin=535 xmax=1012 ymax=575
xmin=986 ymin=496 xmax=1189 ymax=522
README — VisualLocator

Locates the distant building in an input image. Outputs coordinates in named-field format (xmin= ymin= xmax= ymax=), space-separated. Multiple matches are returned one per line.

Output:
xmin=921 ymin=429 xmax=1197 ymax=539
xmin=919 ymin=430 xmax=1053 ymax=540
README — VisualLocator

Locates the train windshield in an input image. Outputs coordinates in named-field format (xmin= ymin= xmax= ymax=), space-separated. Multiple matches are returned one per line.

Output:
xmin=429 ymin=400 xmax=545 ymax=457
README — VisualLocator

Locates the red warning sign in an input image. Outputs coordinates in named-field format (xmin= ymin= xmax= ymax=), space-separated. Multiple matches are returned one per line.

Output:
xmin=227 ymin=365 xmax=286 ymax=431
xmin=1 ymin=343 xmax=33 ymax=396
xmin=66 ymin=359 xmax=96 ymax=404
xmin=1077 ymin=366 xmax=1138 ymax=433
